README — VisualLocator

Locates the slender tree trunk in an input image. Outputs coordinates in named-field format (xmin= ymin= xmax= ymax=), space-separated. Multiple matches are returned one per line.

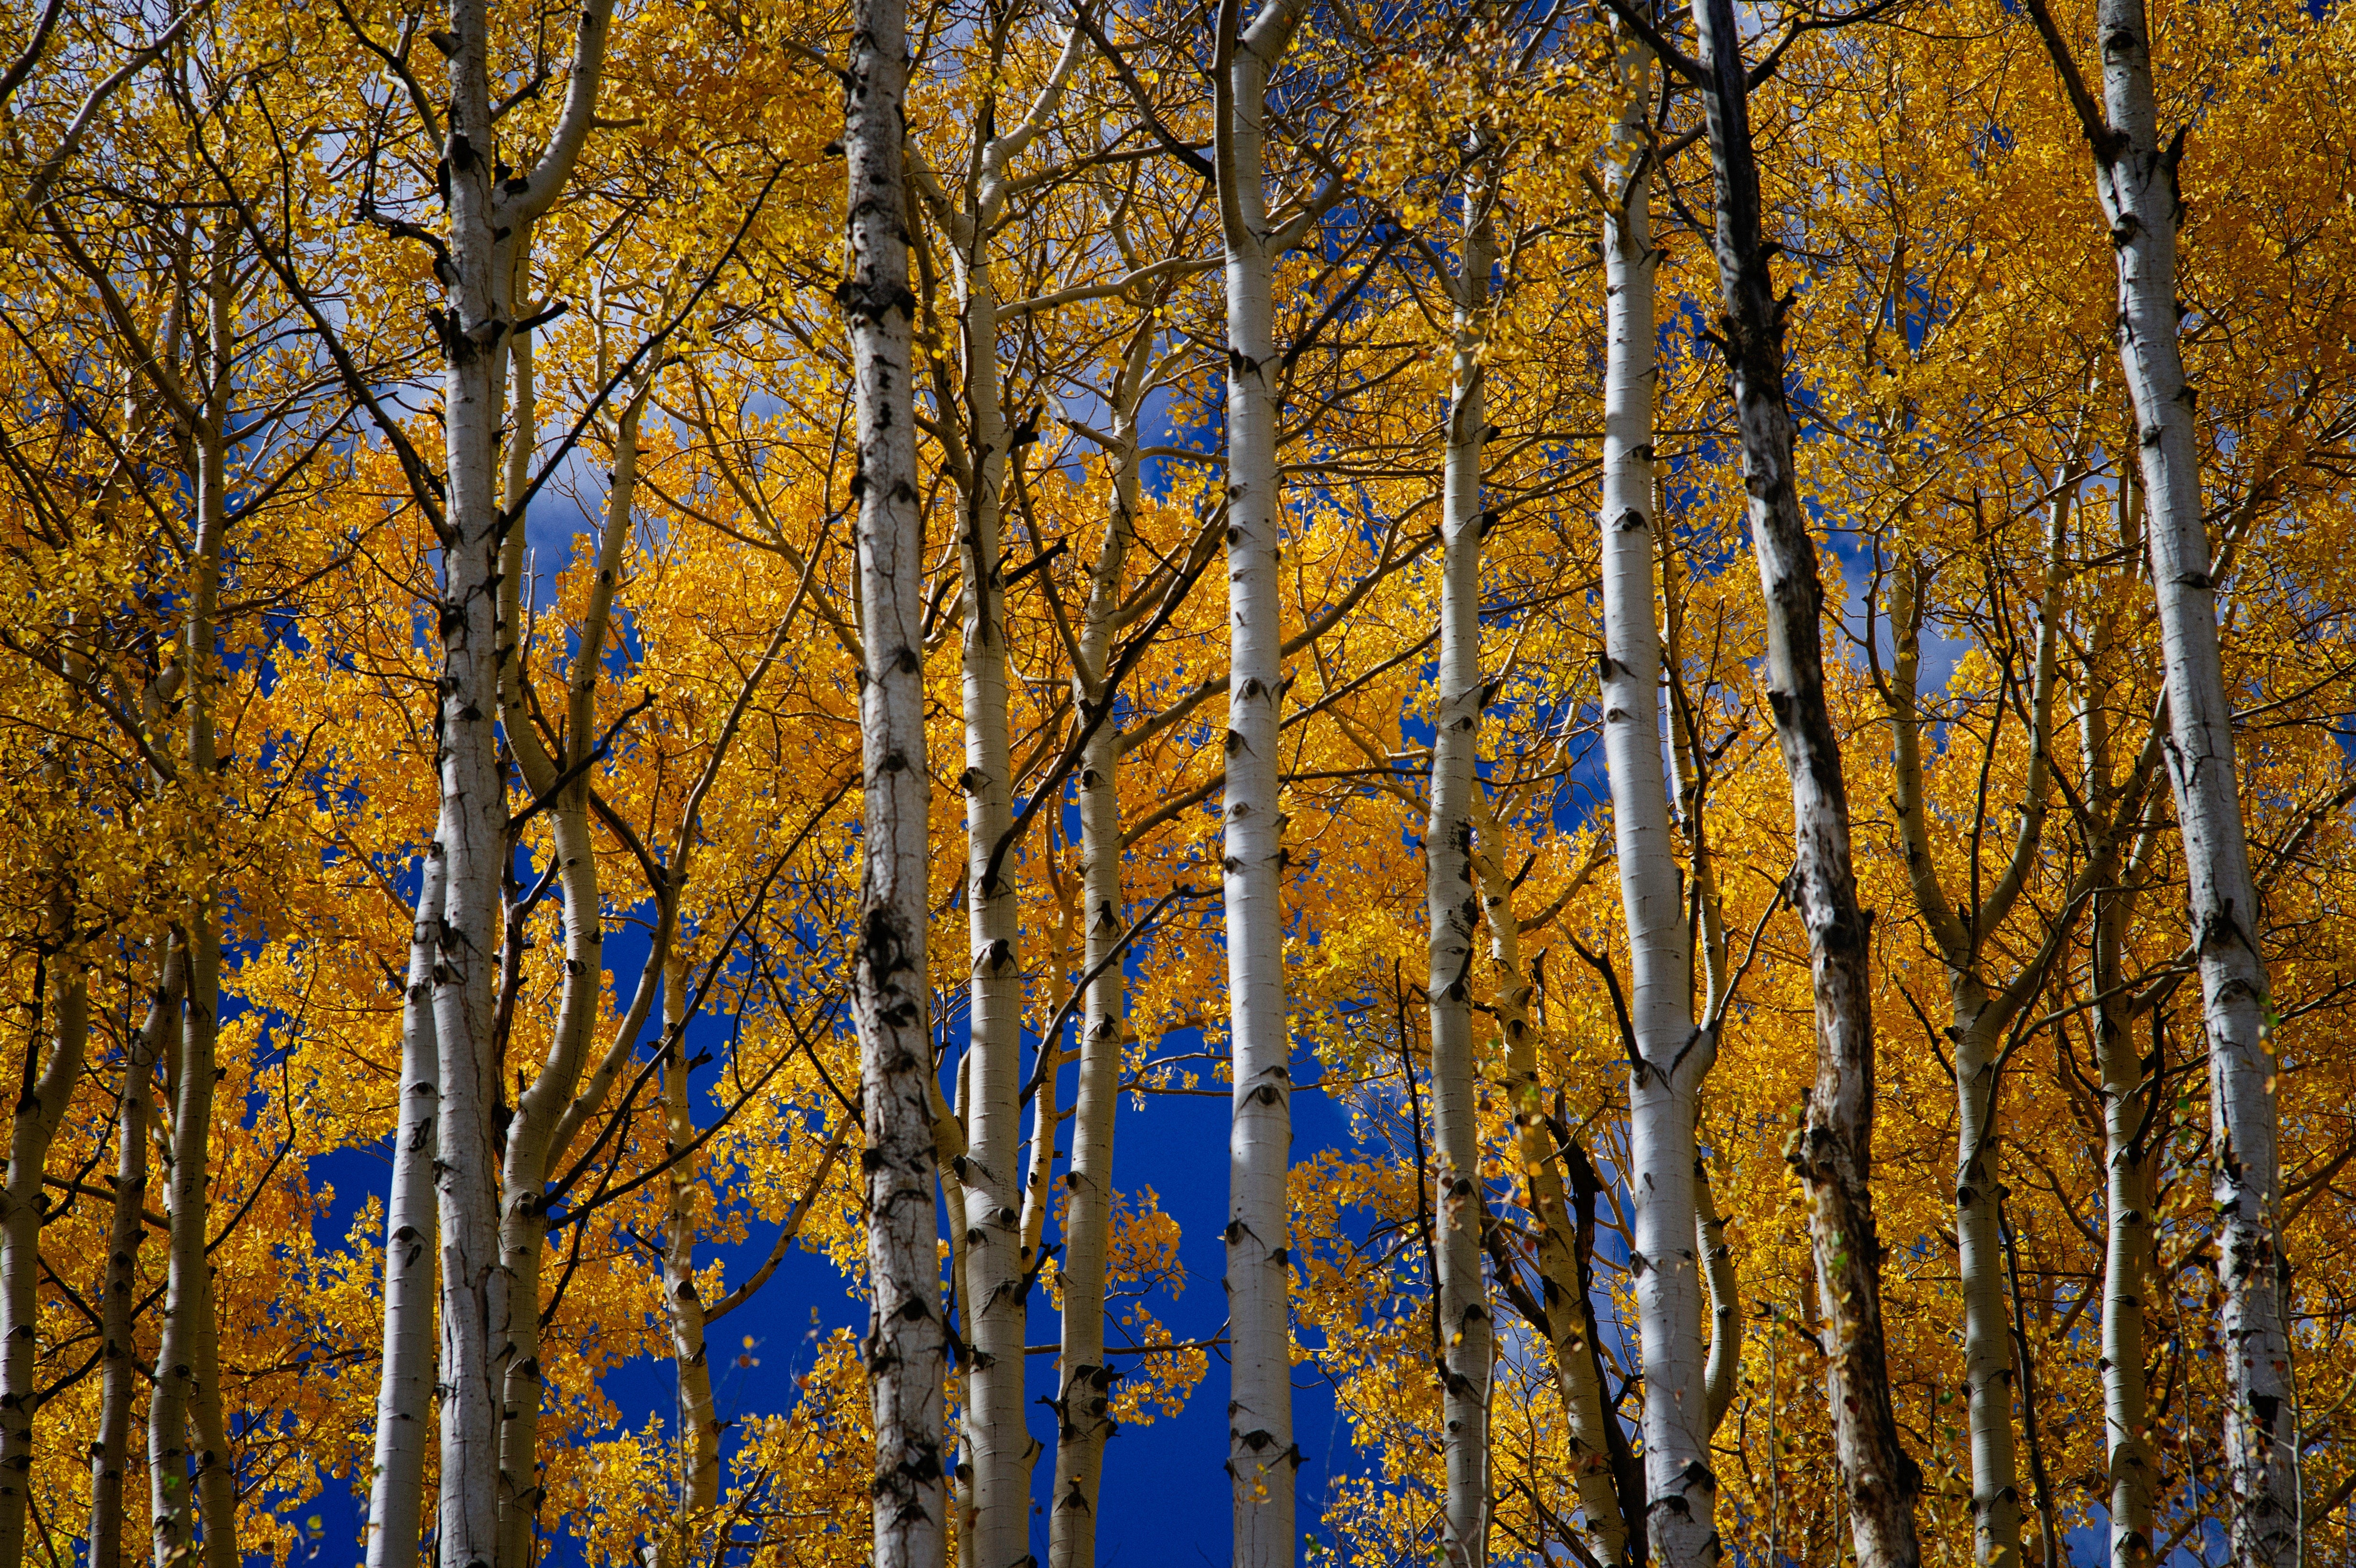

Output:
xmin=1597 ymin=27 xmax=1716 ymax=1564
xmin=844 ymin=0 xmax=947 ymax=1555
xmin=488 ymin=348 xmax=651 ymax=1568
xmin=1883 ymin=559 xmax=2023 ymax=1568
xmin=1424 ymin=140 xmax=1497 ymax=1568
xmin=950 ymin=250 xmax=1029 ymax=1568
xmin=2078 ymin=495 xmax=2158 ymax=1568
xmin=2086 ymin=4 xmax=2293 ymax=1557
xmin=1685 ymin=0 xmax=1921 ymax=1558
xmin=1693 ymin=1155 xmax=1737 ymax=1437
xmin=1213 ymin=6 xmax=1310 ymax=1560
xmin=1475 ymin=826 xmax=1627 ymax=1565
xmin=366 ymin=853 xmax=447 ymax=1568
xmin=0 ymin=898 xmax=92 ymax=1566
xmin=153 ymin=252 xmax=239 ymax=1568
xmin=1045 ymin=309 xmax=1162 ymax=1568
xmin=659 ymin=955 xmax=722 ymax=1550
xmin=423 ymin=5 xmax=612 ymax=1559
xmin=90 ymin=940 xmax=183 ymax=1568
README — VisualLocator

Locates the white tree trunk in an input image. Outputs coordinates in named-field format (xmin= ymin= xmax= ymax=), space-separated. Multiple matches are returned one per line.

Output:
xmin=1424 ymin=162 xmax=1495 ymax=1568
xmin=1046 ymin=357 xmax=1143 ymax=1568
xmin=844 ymin=0 xmax=946 ymax=1555
xmin=1213 ymin=5 xmax=1309 ymax=1559
xmin=1686 ymin=0 xmax=1921 ymax=1557
xmin=1597 ymin=28 xmax=1715 ymax=1565
xmin=89 ymin=939 xmax=181 ymax=1568
xmin=366 ymin=852 xmax=447 ymax=1568
xmin=152 ymin=254 xmax=239 ymax=1568
xmin=0 ymin=892 xmax=92 ymax=1567
xmin=950 ymin=251 xmax=1030 ymax=1568
xmin=423 ymin=6 xmax=612 ymax=1559
xmin=659 ymin=956 xmax=723 ymax=1546
xmin=2086 ymin=3 xmax=2292 ymax=1557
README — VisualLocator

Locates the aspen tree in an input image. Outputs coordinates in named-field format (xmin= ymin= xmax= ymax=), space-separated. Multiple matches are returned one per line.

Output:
xmin=1594 ymin=23 xmax=1717 ymax=1565
xmin=1661 ymin=0 xmax=1925 ymax=1555
xmin=1423 ymin=91 xmax=1497 ymax=1568
xmin=1213 ymin=0 xmax=1315 ymax=1557
xmin=2018 ymin=1 xmax=2296 ymax=1557
xmin=150 ymin=237 xmax=239 ymax=1568
xmin=89 ymin=940 xmax=182 ymax=1568
xmin=364 ymin=856 xmax=445 ymax=1568
xmin=1879 ymin=515 xmax=2068 ymax=1568
xmin=2073 ymin=502 xmax=2168 ymax=1567
xmin=909 ymin=28 xmax=1086 ymax=1551
xmin=487 ymin=328 xmax=658 ymax=1568
xmin=1047 ymin=283 xmax=1183 ymax=1568
xmin=0 ymin=759 xmax=91 ymax=1568
xmin=843 ymin=0 xmax=947 ymax=1555
xmin=417 ymin=1 xmax=615 ymax=1557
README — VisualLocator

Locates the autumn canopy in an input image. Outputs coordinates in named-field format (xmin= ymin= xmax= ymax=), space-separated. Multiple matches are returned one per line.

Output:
xmin=3 ymin=0 xmax=2355 ymax=1565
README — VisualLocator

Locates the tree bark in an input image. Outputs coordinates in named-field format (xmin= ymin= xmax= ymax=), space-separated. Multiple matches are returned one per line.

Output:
xmin=151 ymin=247 xmax=239 ymax=1568
xmin=365 ymin=853 xmax=447 ymax=1568
xmin=1596 ymin=27 xmax=1716 ymax=1565
xmin=2086 ymin=5 xmax=2293 ymax=1558
xmin=422 ymin=5 xmax=613 ymax=1560
xmin=1212 ymin=5 xmax=1312 ymax=1561
xmin=844 ymin=0 xmax=947 ymax=1555
xmin=89 ymin=939 xmax=183 ymax=1568
xmin=0 ymin=866 xmax=92 ymax=1567
xmin=659 ymin=956 xmax=723 ymax=1551
xmin=1685 ymin=0 xmax=1922 ymax=1558
xmin=1424 ymin=129 xmax=1497 ymax=1568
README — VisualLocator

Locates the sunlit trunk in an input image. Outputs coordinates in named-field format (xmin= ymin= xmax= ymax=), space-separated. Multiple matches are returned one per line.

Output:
xmin=844 ymin=0 xmax=947 ymax=1554
xmin=1687 ymin=0 xmax=1921 ymax=1558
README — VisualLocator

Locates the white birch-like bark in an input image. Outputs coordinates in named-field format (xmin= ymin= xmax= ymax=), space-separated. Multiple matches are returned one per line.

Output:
xmin=844 ymin=0 xmax=946 ymax=1556
xmin=422 ymin=5 xmax=613 ymax=1559
xmin=1424 ymin=153 xmax=1496 ymax=1568
xmin=1475 ymin=824 xmax=1626 ymax=1565
xmin=2084 ymin=5 xmax=2293 ymax=1556
xmin=0 ymin=848 xmax=92 ymax=1567
xmin=1213 ymin=5 xmax=1310 ymax=1559
xmin=1047 ymin=305 xmax=1159 ymax=1568
xmin=1684 ymin=0 xmax=1922 ymax=1557
xmin=658 ymin=956 xmax=723 ymax=1546
xmin=365 ymin=852 xmax=447 ymax=1568
xmin=89 ymin=939 xmax=182 ymax=1568
xmin=907 ymin=43 xmax=1082 ymax=1557
xmin=151 ymin=251 xmax=239 ymax=1568
xmin=2077 ymin=481 xmax=2162 ymax=1568
xmin=1882 ymin=502 xmax=2069 ymax=1568
xmin=1596 ymin=27 xmax=1715 ymax=1564
xmin=488 ymin=339 xmax=653 ymax=1568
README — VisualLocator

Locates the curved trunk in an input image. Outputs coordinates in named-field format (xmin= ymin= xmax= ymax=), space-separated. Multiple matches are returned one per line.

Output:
xmin=1424 ymin=153 xmax=1495 ymax=1568
xmin=1597 ymin=27 xmax=1715 ymax=1565
xmin=366 ymin=854 xmax=447 ymax=1568
xmin=1687 ymin=0 xmax=1921 ymax=1558
xmin=844 ymin=0 xmax=948 ymax=1555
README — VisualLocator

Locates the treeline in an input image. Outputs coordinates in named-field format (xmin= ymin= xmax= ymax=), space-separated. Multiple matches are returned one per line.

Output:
xmin=1 ymin=0 xmax=2353 ymax=1567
